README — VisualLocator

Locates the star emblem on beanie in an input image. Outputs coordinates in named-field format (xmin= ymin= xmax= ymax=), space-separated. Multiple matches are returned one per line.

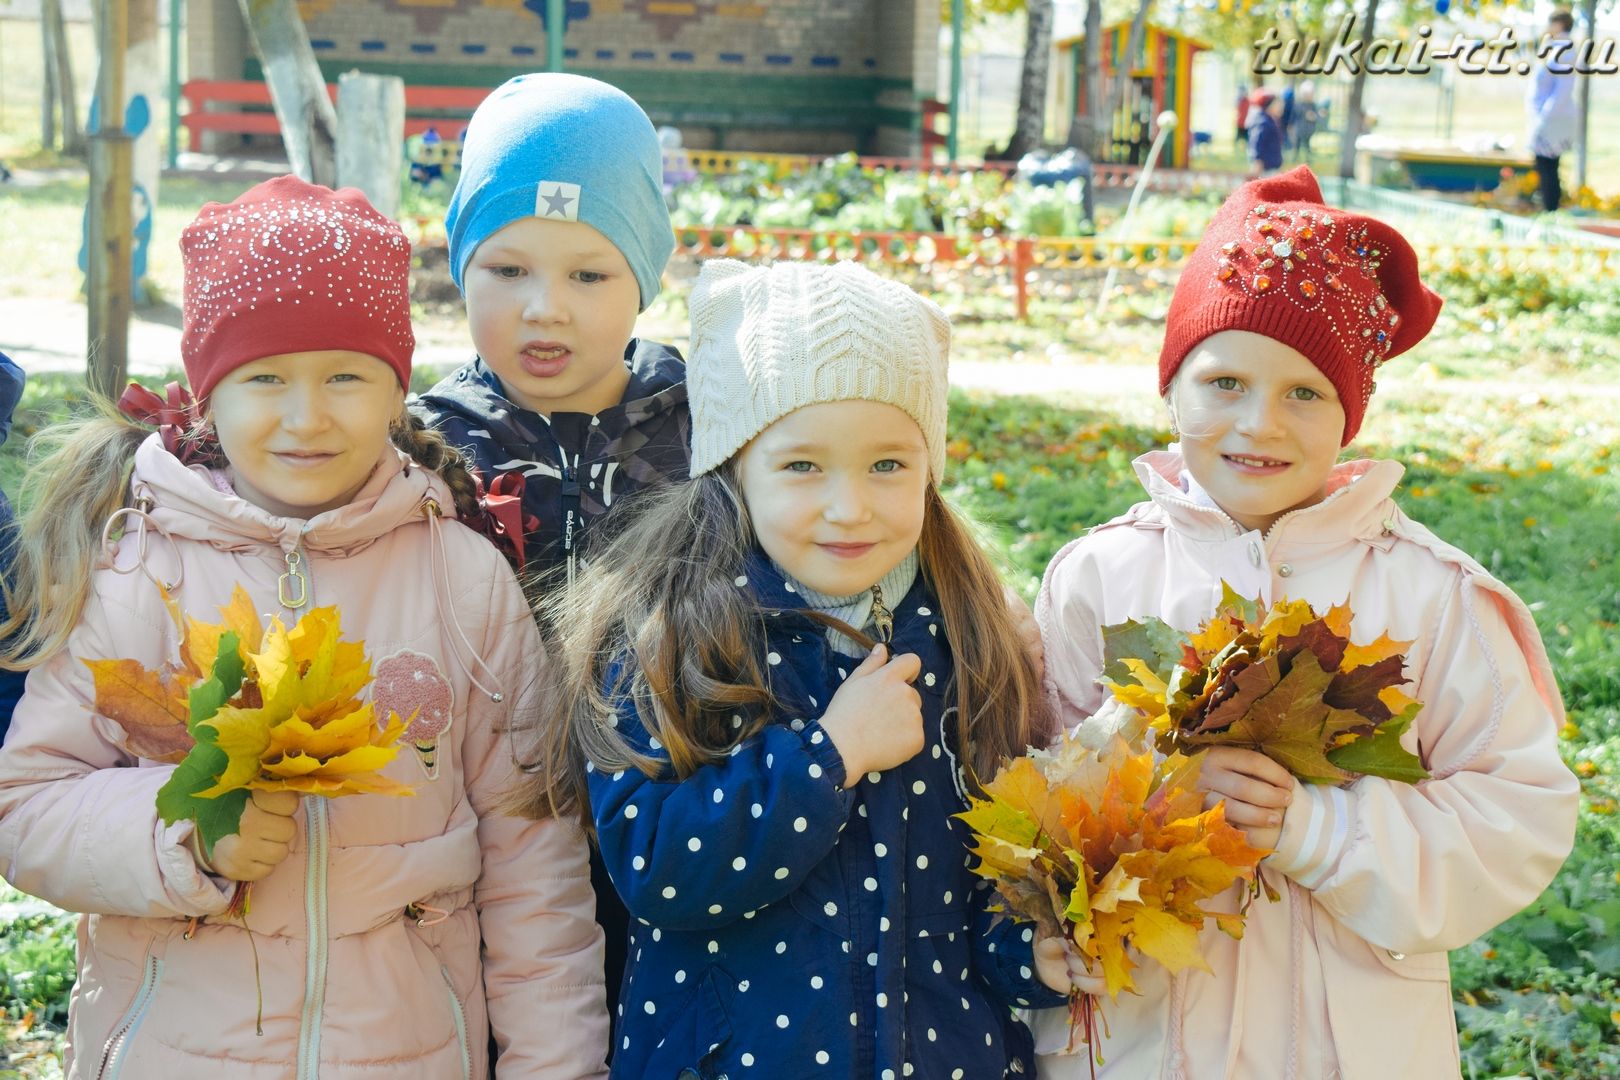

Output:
xmin=536 ymin=181 xmax=581 ymax=221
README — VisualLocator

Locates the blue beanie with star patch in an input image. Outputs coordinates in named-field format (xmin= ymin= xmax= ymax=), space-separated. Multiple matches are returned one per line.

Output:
xmin=445 ymin=73 xmax=673 ymax=309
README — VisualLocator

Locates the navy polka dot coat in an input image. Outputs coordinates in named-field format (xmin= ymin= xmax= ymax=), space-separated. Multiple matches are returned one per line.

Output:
xmin=588 ymin=557 xmax=1064 ymax=1079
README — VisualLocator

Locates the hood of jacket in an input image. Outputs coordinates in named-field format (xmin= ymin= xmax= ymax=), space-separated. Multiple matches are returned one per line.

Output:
xmin=1130 ymin=448 xmax=1406 ymax=546
xmin=129 ymin=432 xmax=453 ymax=559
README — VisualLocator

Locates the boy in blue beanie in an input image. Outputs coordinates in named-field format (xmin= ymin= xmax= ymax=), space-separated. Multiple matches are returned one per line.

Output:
xmin=413 ymin=73 xmax=690 ymax=592
xmin=410 ymin=72 xmax=688 ymax=1053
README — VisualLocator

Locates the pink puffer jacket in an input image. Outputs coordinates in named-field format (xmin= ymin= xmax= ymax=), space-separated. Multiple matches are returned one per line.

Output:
xmin=1032 ymin=450 xmax=1578 ymax=1080
xmin=0 ymin=434 xmax=608 ymax=1080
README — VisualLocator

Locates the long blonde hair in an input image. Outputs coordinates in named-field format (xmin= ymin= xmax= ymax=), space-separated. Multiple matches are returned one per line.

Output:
xmin=509 ymin=464 xmax=1049 ymax=824
xmin=0 ymin=398 xmax=482 ymax=671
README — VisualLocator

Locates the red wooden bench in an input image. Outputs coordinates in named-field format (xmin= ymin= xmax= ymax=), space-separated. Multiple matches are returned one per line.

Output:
xmin=179 ymin=80 xmax=492 ymax=150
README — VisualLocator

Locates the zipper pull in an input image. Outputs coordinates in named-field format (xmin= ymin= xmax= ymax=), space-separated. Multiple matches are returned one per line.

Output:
xmin=279 ymin=549 xmax=309 ymax=609
xmin=870 ymin=583 xmax=894 ymax=643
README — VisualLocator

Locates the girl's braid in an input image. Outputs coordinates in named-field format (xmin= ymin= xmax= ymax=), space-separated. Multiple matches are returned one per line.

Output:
xmin=391 ymin=412 xmax=483 ymax=523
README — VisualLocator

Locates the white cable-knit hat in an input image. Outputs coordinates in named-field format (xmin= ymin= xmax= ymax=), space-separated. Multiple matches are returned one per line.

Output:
xmin=686 ymin=259 xmax=951 ymax=479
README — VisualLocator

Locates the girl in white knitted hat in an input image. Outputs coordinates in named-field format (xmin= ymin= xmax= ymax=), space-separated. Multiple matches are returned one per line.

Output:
xmin=509 ymin=259 xmax=1072 ymax=1078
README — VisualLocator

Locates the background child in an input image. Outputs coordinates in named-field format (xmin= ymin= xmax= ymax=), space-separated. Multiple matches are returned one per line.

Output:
xmin=0 ymin=177 xmax=607 ymax=1079
xmin=412 ymin=72 xmax=687 ymax=591
xmin=1034 ymin=166 xmax=1579 ymax=1078
xmin=408 ymin=71 xmax=686 ymax=1019
xmin=517 ymin=259 xmax=1067 ymax=1078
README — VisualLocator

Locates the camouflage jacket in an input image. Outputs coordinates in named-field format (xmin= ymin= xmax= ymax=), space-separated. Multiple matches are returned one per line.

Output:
xmin=411 ymin=340 xmax=691 ymax=587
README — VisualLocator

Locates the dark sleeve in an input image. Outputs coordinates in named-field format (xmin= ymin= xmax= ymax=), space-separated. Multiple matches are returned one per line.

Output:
xmin=588 ymin=668 xmax=857 ymax=932
xmin=970 ymin=878 xmax=1068 ymax=1010
xmin=0 ymin=496 xmax=22 ymax=746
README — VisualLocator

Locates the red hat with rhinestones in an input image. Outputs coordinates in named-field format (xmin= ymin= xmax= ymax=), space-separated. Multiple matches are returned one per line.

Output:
xmin=1158 ymin=166 xmax=1442 ymax=444
xmin=179 ymin=175 xmax=415 ymax=401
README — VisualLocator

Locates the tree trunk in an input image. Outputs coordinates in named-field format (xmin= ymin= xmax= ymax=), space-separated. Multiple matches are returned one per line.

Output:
xmin=1063 ymin=0 xmax=1106 ymax=160
xmin=236 ymin=0 xmax=337 ymax=185
xmin=336 ymin=72 xmax=405 ymax=217
xmin=1336 ymin=0 xmax=1378 ymax=180
xmin=1005 ymin=0 xmax=1054 ymax=160
xmin=1574 ymin=0 xmax=1597 ymax=189
xmin=41 ymin=6 xmax=57 ymax=149
xmin=87 ymin=0 xmax=133 ymax=397
xmin=43 ymin=0 xmax=83 ymax=154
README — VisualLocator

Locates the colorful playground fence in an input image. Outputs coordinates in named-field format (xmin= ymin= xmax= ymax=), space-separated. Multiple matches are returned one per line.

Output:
xmin=666 ymin=226 xmax=1620 ymax=319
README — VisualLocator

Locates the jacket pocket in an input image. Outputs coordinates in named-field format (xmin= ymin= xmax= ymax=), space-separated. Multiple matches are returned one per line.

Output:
xmin=438 ymin=964 xmax=472 ymax=1080
xmin=640 ymin=969 xmax=735 ymax=1080
xmin=95 ymin=954 xmax=164 ymax=1080
xmin=1371 ymin=945 xmax=1452 ymax=982
xmin=909 ymin=908 xmax=972 ymax=938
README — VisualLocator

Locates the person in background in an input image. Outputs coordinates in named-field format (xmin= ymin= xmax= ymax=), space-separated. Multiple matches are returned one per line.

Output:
xmin=0 ymin=352 xmax=26 ymax=744
xmin=1246 ymin=89 xmax=1284 ymax=176
xmin=1527 ymin=9 xmax=1579 ymax=213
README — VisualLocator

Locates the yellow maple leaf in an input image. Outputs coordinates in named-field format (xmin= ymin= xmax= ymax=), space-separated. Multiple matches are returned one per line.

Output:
xmin=982 ymin=755 xmax=1068 ymax=844
xmin=1258 ymin=598 xmax=1317 ymax=650
xmin=1341 ymin=631 xmax=1414 ymax=672
xmin=193 ymin=612 xmax=410 ymax=800
xmin=1129 ymin=906 xmax=1212 ymax=975
xmin=181 ymin=585 xmax=265 ymax=681
xmin=1377 ymin=685 xmax=1419 ymax=715
xmin=1088 ymin=907 xmax=1138 ymax=998
xmin=1187 ymin=616 xmax=1241 ymax=662
xmin=1089 ymin=863 xmax=1144 ymax=914
xmin=1322 ymin=602 xmax=1354 ymax=640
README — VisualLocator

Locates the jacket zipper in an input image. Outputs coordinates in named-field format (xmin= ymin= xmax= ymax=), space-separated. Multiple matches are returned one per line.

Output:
xmin=96 ymin=955 xmax=163 ymax=1080
xmin=279 ymin=547 xmax=309 ymax=609
xmin=289 ymin=542 xmax=328 ymax=1080
xmin=870 ymin=584 xmax=894 ymax=643
xmin=295 ymin=796 xmax=331 ymax=1080
xmin=554 ymin=432 xmax=582 ymax=589
xmin=440 ymin=965 xmax=473 ymax=1080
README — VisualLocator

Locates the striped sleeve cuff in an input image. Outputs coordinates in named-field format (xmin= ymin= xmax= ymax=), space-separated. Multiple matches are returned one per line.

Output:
xmin=1267 ymin=780 xmax=1353 ymax=890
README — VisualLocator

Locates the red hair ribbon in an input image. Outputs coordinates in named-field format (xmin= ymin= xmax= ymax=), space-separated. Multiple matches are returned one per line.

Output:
xmin=469 ymin=468 xmax=539 ymax=571
xmin=116 ymin=381 xmax=226 ymax=468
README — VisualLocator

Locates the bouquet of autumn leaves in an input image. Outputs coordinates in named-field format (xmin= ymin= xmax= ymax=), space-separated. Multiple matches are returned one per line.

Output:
xmin=958 ymin=737 xmax=1267 ymax=1054
xmin=1101 ymin=584 xmax=1429 ymax=786
xmin=85 ymin=586 xmax=413 ymax=915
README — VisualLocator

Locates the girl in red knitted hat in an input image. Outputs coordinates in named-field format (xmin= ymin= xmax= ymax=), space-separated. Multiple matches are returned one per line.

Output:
xmin=0 ymin=176 xmax=608 ymax=1078
xmin=1032 ymin=166 xmax=1577 ymax=1078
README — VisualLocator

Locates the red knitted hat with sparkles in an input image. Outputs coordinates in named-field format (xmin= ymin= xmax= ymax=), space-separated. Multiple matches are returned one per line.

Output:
xmin=180 ymin=175 xmax=415 ymax=401
xmin=1158 ymin=166 xmax=1442 ymax=444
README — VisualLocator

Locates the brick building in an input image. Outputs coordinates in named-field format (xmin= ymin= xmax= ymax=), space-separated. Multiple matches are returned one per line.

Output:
xmin=188 ymin=0 xmax=940 ymax=155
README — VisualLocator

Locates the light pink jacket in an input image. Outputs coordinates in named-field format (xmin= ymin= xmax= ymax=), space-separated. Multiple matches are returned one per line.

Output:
xmin=0 ymin=435 xmax=608 ymax=1080
xmin=1032 ymin=451 xmax=1578 ymax=1080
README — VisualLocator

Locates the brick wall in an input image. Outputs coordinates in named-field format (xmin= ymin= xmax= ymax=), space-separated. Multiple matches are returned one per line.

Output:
xmin=191 ymin=0 xmax=935 ymax=154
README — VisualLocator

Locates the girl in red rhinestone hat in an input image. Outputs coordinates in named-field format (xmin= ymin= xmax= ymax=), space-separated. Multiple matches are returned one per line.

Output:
xmin=0 ymin=176 xmax=609 ymax=1078
xmin=1031 ymin=166 xmax=1576 ymax=1078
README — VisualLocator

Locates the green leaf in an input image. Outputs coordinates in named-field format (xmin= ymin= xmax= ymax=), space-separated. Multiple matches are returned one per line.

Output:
xmin=156 ymin=631 xmax=251 ymax=857
xmin=1217 ymin=581 xmax=1258 ymax=624
xmin=1326 ymin=704 xmax=1431 ymax=784
xmin=188 ymin=630 xmax=244 ymax=729
xmin=1101 ymin=617 xmax=1185 ymax=686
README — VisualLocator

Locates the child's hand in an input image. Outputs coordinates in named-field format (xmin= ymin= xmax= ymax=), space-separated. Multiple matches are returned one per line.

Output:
xmin=819 ymin=644 xmax=924 ymax=780
xmin=199 ymin=790 xmax=300 ymax=882
xmin=1034 ymin=935 xmax=1108 ymax=996
xmin=1003 ymin=584 xmax=1045 ymax=683
xmin=1195 ymin=747 xmax=1294 ymax=852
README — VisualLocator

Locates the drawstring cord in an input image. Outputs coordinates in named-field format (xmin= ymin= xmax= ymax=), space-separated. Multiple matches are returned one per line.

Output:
xmin=422 ymin=501 xmax=505 ymax=705
xmin=405 ymin=901 xmax=450 ymax=928
xmin=1166 ymin=970 xmax=1188 ymax=1080
xmin=1285 ymin=878 xmax=1306 ymax=1080
xmin=101 ymin=494 xmax=184 ymax=594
